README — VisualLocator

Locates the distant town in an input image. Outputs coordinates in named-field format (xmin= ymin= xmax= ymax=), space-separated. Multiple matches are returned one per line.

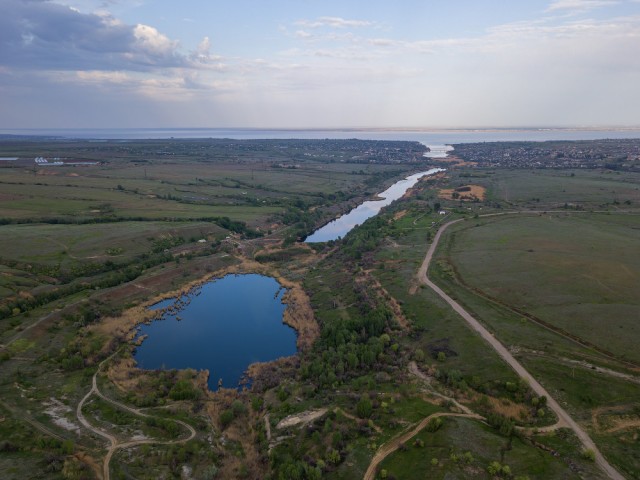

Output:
xmin=451 ymin=139 xmax=640 ymax=170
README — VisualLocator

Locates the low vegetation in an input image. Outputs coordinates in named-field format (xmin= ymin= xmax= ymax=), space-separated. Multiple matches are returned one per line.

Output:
xmin=0 ymin=138 xmax=638 ymax=479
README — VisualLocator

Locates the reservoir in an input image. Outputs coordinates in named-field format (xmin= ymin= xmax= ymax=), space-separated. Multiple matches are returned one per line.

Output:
xmin=305 ymin=167 xmax=445 ymax=243
xmin=134 ymin=274 xmax=297 ymax=391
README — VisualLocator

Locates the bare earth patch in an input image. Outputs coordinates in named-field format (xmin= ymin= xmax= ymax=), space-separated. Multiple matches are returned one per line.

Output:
xmin=393 ymin=210 xmax=407 ymax=220
xmin=439 ymin=184 xmax=486 ymax=202
xmin=43 ymin=397 xmax=81 ymax=435
xmin=592 ymin=405 xmax=640 ymax=433
xmin=276 ymin=408 xmax=328 ymax=429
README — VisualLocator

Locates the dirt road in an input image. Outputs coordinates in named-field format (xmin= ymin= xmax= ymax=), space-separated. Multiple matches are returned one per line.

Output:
xmin=363 ymin=412 xmax=482 ymax=480
xmin=77 ymin=357 xmax=196 ymax=480
xmin=416 ymin=218 xmax=624 ymax=480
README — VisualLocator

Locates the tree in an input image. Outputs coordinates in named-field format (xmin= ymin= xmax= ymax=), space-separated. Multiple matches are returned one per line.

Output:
xmin=582 ymin=449 xmax=596 ymax=462
xmin=219 ymin=409 xmax=234 ymax=429
xmin=487 ymin=461 xmax=502 ymax=475
xmin=326 ymin=449 xmax=341 ymax=465
xmin=357 ymin=396 xmax=373 ymax=418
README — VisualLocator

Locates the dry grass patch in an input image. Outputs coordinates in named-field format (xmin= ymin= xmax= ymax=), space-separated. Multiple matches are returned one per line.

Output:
xmin=439 ymin=184 xmax=486 ymax=201
xmin=393 ymin=210 xmax=408 ymax=220
xmin=487 ymin=396 xmax=530 ymax=421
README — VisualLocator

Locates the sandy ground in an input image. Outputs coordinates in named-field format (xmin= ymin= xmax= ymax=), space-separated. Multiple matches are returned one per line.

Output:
xmin=43 ymin=397 xmax=81 ymax=435
xmin=276 ymin=409 xmax=328 ymax=429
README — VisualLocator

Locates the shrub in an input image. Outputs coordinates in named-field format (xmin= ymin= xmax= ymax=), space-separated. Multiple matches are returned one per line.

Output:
xmin=219 ymin=409 xmax=234 ymax=429
xmin=357 ymin=396 xmax=373 ymax=418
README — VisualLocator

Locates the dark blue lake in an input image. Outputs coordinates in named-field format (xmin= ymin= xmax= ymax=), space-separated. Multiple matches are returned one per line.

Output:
xmin=134 ymin=274 xmax=297 ymax=391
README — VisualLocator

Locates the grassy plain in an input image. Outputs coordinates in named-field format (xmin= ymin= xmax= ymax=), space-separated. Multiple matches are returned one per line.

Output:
xmin=0 ymin=137 xmax=437 ymax=479
xmin=378 ymin=417 xmax=604 ymax=480
xmin=444 ymin=213 xmax=640 ymax=362
xmin=426 ymin=167 xmax=640 ymax=478
xmin=2 ymin=138 xmax=640 ymax=479
xmin=450 ymin=168 xmax=640 ymax=209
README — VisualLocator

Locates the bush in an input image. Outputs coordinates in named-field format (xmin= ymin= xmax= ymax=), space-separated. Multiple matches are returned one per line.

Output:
xmin=326 ymin=448 xmax=341 ymax=465
xmin=231 ymin=400 xmax=247 ymax=416
xmin=487 ymin=461 xmax=502 ymax=475
xmin=356 ymin=396 xmax=373 ymax=418
xmin=168 ymin=379 xmax=200 ymax=401
xmin=219 ymin=409 xmax=234 ymax=429
xmin=426 ymin=417 xmax=443 ymax=432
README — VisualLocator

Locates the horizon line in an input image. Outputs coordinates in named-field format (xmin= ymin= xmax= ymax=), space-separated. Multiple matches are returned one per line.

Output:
xmin=3 ymin=125 xmax=640 ymax=133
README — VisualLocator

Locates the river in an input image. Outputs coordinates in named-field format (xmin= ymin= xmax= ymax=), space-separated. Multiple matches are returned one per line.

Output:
xmin=305 ymin=167 xmax=445 ymax=242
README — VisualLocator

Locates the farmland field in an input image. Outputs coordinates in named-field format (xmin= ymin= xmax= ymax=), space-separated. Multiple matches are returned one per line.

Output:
xmin=442 ymin=213 xmax=640 ymax=363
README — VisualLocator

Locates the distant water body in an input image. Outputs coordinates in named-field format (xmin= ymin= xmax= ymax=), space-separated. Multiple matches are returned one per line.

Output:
xmin=3 ymin=128 xmax=640 ymax=144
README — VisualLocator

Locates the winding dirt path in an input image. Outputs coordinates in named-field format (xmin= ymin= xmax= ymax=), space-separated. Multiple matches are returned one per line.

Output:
xmin=363 ymin=412 xmax=482 ymax=480
xmin=408 ymin=361 xmax=476 ymax=415
xmin=76 ymin=357 xmax=196 ymax=480
xmin=416 ymin=218 xmax=624 ymax=480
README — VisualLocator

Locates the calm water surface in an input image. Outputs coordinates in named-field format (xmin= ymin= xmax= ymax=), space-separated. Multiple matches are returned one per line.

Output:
xmin=305 ymin=167 xmax=444 ymax=242
xmin=135 ymin=274 xmax=297 ymax=390
xmin=4 ymin=127 xmax=640 ymax=142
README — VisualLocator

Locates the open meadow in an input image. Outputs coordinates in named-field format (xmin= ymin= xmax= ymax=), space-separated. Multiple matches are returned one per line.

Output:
xmin=424 ymin=165 xmax=640 ymax=478
xmin=1 ymin=138 xmax=640 ymax=479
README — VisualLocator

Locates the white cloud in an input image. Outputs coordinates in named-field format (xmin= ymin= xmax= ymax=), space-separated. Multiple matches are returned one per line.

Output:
xmin=133 ymin=24 xmax=178 ymax=56
xmin=2 ymin=0 xmax=639 ymax=128
xmin=75 ymin=70 xmax=131 ymax=84
xmin=296 ymin=17 xmax=373 ymax=29
xmin=295 ymin=30 xmax=313 ymax=39
xmin=546 ymin=0 xmax=619 ymax=12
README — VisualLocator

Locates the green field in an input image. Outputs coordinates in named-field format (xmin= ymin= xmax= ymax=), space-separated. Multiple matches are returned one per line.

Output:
xmin=378 ymin=416 xmax=604 ymax=479
xmin=2 ymin=139 xmax=640 ymax=479
xmin=441 ymin=168 xmax=640 ymax=210
xmin=443 ymin=213 xmax=640 ymax=363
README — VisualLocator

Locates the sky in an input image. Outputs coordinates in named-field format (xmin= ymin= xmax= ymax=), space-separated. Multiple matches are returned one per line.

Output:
xmin=1 ymin=0 xmax=639 ymax=129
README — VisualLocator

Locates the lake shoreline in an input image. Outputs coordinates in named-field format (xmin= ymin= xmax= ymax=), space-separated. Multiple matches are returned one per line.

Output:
xmin=89 ymin=258 xmax=318 ymax=391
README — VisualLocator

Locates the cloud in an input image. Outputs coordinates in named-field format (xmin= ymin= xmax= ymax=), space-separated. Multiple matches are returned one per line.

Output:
xmin=296 ymin=16 xmax=373 ymax=29
xmin=0 ymin=0 xmax=215 ymax=72
xmin=189 ymin=36 xmax=223 ymax=67
xmin=295 ymin=30 xmax=313 ymax=39
xmin=546 ymin=0 xmax=619 ymax=12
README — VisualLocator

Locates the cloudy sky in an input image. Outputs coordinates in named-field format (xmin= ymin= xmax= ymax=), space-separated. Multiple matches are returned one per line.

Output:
xmin=1 ymin=0 xmax=639 ymax=128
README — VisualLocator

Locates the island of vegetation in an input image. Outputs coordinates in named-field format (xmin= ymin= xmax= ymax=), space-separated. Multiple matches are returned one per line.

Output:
xmin=0 ymin=137 xmax=638 ymax=480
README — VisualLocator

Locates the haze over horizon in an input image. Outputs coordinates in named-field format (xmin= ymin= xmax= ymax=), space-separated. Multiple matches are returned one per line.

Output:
xmin=2 ymin=0 xmax=639 ymax=130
